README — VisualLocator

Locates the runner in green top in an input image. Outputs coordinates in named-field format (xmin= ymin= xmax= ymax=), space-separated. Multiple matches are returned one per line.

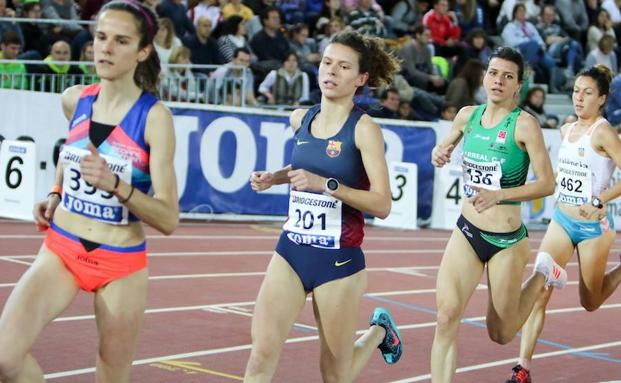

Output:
xmin=0 ymin=31 xmax=27 ymax=90
xmin=430 ymin=47 xmax=567 ymax=383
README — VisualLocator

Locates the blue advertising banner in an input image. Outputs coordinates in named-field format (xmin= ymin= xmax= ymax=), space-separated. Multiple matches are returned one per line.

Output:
xmin=171 ymin=105 xmax=438 ymax=219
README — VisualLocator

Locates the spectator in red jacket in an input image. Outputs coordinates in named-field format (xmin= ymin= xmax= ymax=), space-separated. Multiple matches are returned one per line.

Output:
xmin=422 ymin=0 xmax=461 ymax=57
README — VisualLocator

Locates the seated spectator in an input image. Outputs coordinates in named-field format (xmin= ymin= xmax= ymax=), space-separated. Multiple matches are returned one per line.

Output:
xmin=288 ymin=22 xmax=319 ymax=86
xmin=154 ymin=17 xmax=183 ymax=75
xmin=521 ymin=86 xmax=559 ymax=129
xmin=318 ymin=17 xmax=345 ymax=54
xmin=587 ymin=9 xmax=616 ymax=53
xmin=168 ymin=46 xmax=199 ymax=102
xmin=80 ymin=0 xmax=103 ymax=21
xmin=319 ymin=0 xmax=345 ymax=20
xmin=41 ymin=0 xmax=82 ymax=39
xmin=0 ymin=30 xmax=27 ymax=89
xmin=278 ymin=0 xmax=306 ymax=25
xmin=398 ymin=100 xmax=417 ymax=120
xmin=501 ymin=3 xmax=559 ymax=91
xmin=289 ymin=23 xmax=320 ymax=69
xmin=440 ymin=102 xmax=457 ymax=121
xmin=345 ymin=0 xmax=385 ymax=37
xmin=211 ymin=47 xmax=257 ymax=106
xmin=456 ymin=28 xmax=492 ymax=68
xmin=249 ymin=7 xmax=290 ymax=79
xmin=0 ymin=0 xmax=23 ymax=43
xmin=36 ymin=39 xmax=81 ymax=92
xmin=342 ymin=0 xmax=384 ymax=15
xmin=422 ymin=0 xmax=461 ymax=57
xmin=77 ymin=40 xmax=98 ymax=83
xmin=602 ymin=0 xmax=621 ymax=28
xmin=537 ymin=4 xmax=583 ymax=78
xmin=397 ymin=24 xmax=445 ymax=93
xmin=221 ymin=0 xmax=253 ymax=22
xmin=496 ymin=0 xmax=539 ymax=30
xmin=607 ymin=68 xmax=621 ymax=129
xmin=586 ymin=35 xmax=618 ymax=74
xmin=69 ymin=14 xmax=94 ymax=61
xmin=157 ymin=0 xmax=195 ymax=38
xmin=258 ymin=52 xmax=309 ymax=106
xmin=183 ymin=16 xmax=221 ymax=74
xmin=391 ymin=0 xmax=425 ymax=36
xmin=554 ymin=0 xmax=588 ymax=41
xmin=455 ymin=0 xmax=484 ymax=36
xmin=187 ymin=0 xmax=221 ymax=29
xmin=368 ymin=88 xmax=401 ymax=119
xmin=215 ymin=15 xmax=253 ymax=63
xmin=388 ymin=73 xmax=444 ymax=120
xmin=445 ymin=58 xmax=484 ymax=109
xmin=19 ymin=0 xmax=48 ymax=59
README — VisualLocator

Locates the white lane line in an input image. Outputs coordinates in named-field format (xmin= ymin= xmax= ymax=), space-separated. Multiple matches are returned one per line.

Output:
xmin=388 ymin=340 xmax=621 ymax=382
xmin=0 ymin=257 xmax=32 ymax=266
xmin=44 ymin=307 xmax=621 ymax=380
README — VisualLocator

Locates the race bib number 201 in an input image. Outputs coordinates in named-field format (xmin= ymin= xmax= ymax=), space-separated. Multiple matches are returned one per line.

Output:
xmin=60 ymin=146 xmax=132 ymax=224
xmin=283 ymin=190 xmax=342 ymax=249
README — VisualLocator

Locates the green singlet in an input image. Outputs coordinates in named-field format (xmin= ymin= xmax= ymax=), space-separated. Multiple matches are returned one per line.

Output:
xmin=461 ymin=104 xmax=530 ymax=205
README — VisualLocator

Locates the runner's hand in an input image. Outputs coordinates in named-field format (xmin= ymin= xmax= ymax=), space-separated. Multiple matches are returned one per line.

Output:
xmin=579 ymin=203 xmax=605 ymax=220
xmin=80 ymin=143 xmax=116 ymax=192
xmin=288 ymin=169 xmax=324 ymax=193
xmin=468 ymin=186 xmax=503 ymax=213
xmin=431 ymin=144 xmax=454 ymax=167
xmin=33 ymin=194 xmax=61 ymax=231
xmin=250 ymin=171 xmax=274 ymax=191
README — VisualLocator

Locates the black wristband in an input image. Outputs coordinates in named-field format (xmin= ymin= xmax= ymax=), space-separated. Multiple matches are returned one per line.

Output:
xmin=118 ymin=186 xmax=135 ymax=204
xmin=113 ymin=174 xmax=120 ymax=192
xmin=47 ymin=192 xmax=61 ymax=199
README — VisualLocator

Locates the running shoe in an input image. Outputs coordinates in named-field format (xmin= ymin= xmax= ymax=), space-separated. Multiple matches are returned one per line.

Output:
xmin=534 ymin=252 xmax=567 ymax=289
xmin=369 ymin=307 xmax=403 ymax=364
xmin=505 ymin=364 xmax=531 ymax=383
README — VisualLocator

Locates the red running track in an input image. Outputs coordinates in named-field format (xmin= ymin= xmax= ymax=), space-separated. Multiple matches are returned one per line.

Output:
xmin=1 ymin=219 xmax=621 ymax=382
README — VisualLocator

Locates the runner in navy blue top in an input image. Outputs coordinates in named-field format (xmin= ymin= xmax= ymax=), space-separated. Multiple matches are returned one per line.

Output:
xmin=244 ymin=29 xmax=404 ymax=382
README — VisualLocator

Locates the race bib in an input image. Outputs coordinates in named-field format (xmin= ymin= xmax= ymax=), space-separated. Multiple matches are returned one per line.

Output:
xmin=555 ymin=157 xmax=592 ymax=206
xmin=59 ymin=146 xmax=132 ymax=225
xmin=461 ymin=157 xmax=502 ymax=198
xmin=282 ymin=190 xmax=342 ymax=249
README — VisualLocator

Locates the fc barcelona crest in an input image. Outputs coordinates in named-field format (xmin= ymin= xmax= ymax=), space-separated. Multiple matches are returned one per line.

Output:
xmin=326 ymin=140 xmax=342 ymax=158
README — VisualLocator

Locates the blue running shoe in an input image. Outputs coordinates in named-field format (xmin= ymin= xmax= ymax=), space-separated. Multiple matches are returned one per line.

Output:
xmin=369 ymin=307 xmax=403 ymax=364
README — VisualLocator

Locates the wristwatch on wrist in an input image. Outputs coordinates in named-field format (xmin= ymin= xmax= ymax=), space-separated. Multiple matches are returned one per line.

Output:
xmin=592 ymin=196 xmax=604 ymax=209
xmin=325 ymin=178 xmax=339 ymax=194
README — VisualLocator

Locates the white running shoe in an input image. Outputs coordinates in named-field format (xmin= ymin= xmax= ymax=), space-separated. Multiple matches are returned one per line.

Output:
xmin=534 ymin=252 xmax=567 ymax=289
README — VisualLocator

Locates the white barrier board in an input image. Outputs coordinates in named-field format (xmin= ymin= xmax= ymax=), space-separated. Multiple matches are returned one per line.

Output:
xmin=374 ymin=161 xmax=418 ymax=230
xmin=0 ymin=140 xmax=37 ymax=221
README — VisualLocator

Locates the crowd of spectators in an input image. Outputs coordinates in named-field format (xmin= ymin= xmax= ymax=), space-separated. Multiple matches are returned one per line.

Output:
xmin=2 ymin=0 xmax=621 ymax=125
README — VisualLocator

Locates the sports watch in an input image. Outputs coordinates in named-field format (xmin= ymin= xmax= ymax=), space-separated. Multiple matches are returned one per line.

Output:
xmin=591 ymin=197 xmax=604 ymax=209
xmin=325 ymin=178 xmax=339 ymax=194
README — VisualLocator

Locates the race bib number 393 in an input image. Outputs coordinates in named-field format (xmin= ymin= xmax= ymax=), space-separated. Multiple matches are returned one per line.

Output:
xmin=59 ymin=146 xmax=132 ymax=225
xmin=462 ymin=157 xmax=502 ymax=198
xmin=283 ymin=190 xmax=342 ymax=249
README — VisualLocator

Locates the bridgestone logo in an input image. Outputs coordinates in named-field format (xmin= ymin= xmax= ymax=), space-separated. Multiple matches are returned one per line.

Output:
xmin=463 ymin=159 xmax=498 ymax=172
xmin=291 ymin=195 xmax=337 ymax=208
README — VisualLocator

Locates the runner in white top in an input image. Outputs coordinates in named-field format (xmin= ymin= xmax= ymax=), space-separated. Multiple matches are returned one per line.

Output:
xmin=506 ymin=64 xmax=621 ymax=383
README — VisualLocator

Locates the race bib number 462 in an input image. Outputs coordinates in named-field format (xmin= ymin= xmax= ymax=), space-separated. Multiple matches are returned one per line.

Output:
xmin=59 ymin=146 xmax=132 ymax=225
xmin=555 ymin=158 xmax=592 ymax=206
xmin=283 ymin=190 xmax=342 ymax=249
